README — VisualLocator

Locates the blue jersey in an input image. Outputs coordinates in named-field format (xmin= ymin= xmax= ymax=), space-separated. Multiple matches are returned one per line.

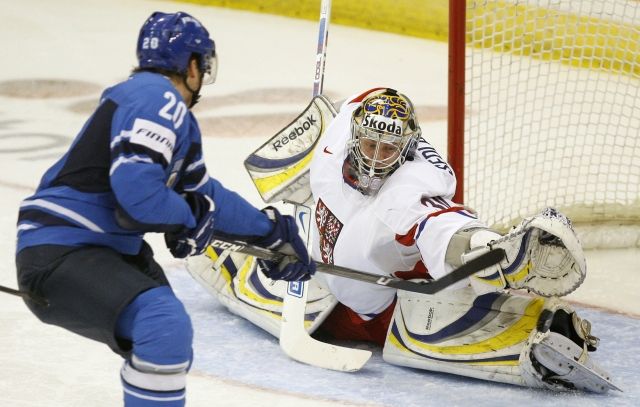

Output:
xmin=17 ymin=72 xmax=271 ymax=255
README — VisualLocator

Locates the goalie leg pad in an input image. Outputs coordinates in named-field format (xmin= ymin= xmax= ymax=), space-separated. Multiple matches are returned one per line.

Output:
xmin=186 ymin=247 xmax=337 ymax=338
xmin=382 ymin=289 xmax=616 ymax=392
xmin=383 ymin=287 xmax=547 ymax=387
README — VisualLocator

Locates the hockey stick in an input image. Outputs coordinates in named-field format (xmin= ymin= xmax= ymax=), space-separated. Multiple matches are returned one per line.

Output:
xmin=280 ymin=204 xmax=371 ymax=372
xmin=271 ymin=0 xmax=374 ymax=372
xmin=243 ymin=0 xmax=336 ymax=205
xmin=0 ymin=284 xmax=49 ymax=307
xmin=233 ymin=0 xmax=355 ymax=371
xmin=210 ymin=238 xmax=506 ymax=296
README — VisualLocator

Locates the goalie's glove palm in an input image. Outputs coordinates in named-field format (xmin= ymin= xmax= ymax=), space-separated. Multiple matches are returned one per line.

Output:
xmin=492 ymin=207 xmax=586 ymax=297
xmin=254 ymin=207 xmax=316 ymax=282
xmin=165 ymin=192 xmax=216 ymax=258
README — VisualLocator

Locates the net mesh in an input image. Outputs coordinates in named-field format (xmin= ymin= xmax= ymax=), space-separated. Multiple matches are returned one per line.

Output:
xmin=464 ymin=0 xmax=640 ymax=242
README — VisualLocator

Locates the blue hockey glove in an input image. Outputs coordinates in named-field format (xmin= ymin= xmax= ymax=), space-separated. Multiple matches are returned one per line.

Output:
xmin=165 ymin=192 xmax=216 ymax=258
xmin=253 ymin=207 xmax=316 ymax=281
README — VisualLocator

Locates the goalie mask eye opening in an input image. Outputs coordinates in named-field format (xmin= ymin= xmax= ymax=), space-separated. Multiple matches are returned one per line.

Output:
xmin=357 ymin=137 xmax=402 ymax=170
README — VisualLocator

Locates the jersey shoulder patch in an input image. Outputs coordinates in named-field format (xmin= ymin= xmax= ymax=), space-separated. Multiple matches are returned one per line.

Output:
xmin=128 ymin=118 xmax=177 ymax=163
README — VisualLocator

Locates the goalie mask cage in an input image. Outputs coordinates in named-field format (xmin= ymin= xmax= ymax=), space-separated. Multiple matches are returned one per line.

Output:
xmin=447 ymin=0 xmax=640 ymax=248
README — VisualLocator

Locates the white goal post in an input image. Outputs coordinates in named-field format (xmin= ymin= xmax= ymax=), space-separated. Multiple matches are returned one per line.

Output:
xmin=447 ymin=0 xmax=640 ymax=248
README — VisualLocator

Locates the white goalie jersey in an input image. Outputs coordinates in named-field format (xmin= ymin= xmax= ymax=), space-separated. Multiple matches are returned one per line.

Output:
xmin=309 ymin=96 xmax=485 ymax=317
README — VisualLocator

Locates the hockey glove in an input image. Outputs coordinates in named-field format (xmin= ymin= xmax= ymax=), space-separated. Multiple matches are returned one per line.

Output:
xmin=165 ymin=192 xmax=216 ymax=258
xmin=253 ymin=207 xmax=316 ymax=281
xmin=464 ymin=207 xmax=586 ymax=297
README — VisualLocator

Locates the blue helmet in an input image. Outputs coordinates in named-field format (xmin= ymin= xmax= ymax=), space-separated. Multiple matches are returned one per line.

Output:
xmin=137 ymin=11 xmax=217 ymax=84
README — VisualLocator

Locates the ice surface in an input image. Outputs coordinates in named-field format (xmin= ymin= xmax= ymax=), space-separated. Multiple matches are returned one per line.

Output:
xmin=0 ymin=0 xmax=638 ymax=406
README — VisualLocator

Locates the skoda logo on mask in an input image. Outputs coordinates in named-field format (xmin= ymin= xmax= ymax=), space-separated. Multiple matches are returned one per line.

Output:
xmin=361 ymin=114 xmax=403 ymax=136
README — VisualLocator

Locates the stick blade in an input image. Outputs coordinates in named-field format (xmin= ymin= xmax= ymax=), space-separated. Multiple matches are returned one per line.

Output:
xmin=279 ymin=329 xmax=372 ymax=372
xmin=279 ymin=281 xmax=371 ymax=372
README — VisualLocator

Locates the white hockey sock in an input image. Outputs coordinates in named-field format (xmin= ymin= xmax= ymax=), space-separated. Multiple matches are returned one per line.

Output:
xmin=120 ymin=360 xmax=186 ymax=406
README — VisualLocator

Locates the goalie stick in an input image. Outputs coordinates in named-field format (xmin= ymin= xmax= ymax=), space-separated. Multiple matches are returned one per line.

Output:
xmin=241 ymin=0 xmax=369 ymax=372
xmin=209 ymin=238 xmax=506 ymax=296
xmin=280 ymin=203 xmax=371 ymax=372
xmin=278 ymin=0 xmax=345 ymax=372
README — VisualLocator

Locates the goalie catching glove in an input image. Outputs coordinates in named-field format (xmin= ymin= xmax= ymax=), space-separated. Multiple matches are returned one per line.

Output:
xmin=252 ymin=206 xmax=316 ymax=282
xmin=165 ymin=192 xmax=216 ymax=258
xmin=463 ymin=207 xmax=586 ymax=297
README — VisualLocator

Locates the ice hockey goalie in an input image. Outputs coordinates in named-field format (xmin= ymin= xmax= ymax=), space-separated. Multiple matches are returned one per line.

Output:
xmin=187 ymin=87 xmax=619 ymax=393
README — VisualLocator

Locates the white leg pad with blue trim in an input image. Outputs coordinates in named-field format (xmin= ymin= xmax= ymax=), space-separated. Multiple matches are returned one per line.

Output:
xmin=382 ymin=287 xmax=614 ymax=392
xmin=383 ymin=287 xmax=545 ymax=386
xmin=186 ymin=247 xmax=337 ymax=338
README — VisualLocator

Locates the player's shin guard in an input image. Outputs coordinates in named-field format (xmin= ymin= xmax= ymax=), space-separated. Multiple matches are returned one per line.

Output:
xmin=116 ymin=286 xmax=193 ymax=406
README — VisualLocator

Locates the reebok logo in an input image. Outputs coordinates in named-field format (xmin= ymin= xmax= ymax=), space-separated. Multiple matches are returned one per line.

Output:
xmin=362 ymin=114 xmax=402 ymax=135
xmin=272 ymin=114 xmax=318 ymax=151
xmin=426 ymin=307 xmax=434 ymax=331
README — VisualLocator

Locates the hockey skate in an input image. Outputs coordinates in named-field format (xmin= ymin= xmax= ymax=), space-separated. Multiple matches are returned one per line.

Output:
xmin=522 ymin=306 xmax=621 ymax=393
xmin=469 ymin=208 xmax=586 ymax=297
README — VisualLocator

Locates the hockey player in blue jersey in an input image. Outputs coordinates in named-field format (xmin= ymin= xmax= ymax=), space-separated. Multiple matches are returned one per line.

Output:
xmin=15 ymin=11 xmax=315 ymax=407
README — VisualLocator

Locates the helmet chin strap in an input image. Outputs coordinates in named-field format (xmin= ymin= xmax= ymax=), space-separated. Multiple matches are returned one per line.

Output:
xmin=183 ymin=72 xmax=204 ymax=108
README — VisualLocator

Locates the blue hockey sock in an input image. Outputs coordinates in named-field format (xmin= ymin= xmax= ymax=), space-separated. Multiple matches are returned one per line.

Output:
xmin=116 ymin=286 xmax=193 ymax=407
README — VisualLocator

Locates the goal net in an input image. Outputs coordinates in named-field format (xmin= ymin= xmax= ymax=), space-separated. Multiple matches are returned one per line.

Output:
xmin=448 ymin=0 xmax=640 ymax=248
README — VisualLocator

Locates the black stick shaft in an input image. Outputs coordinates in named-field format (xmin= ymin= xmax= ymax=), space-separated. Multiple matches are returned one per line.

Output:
xmin=208 ymin=238 xmax=505 ymax=295
xmin=0 ymin=284 xmax=49 ymax=306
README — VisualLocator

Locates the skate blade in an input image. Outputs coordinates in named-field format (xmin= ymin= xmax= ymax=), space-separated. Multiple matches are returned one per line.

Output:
xmin=535 ymin=342 xmax=622 ymax=393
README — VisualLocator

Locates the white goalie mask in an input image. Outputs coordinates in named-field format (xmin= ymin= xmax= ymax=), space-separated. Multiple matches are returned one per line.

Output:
xmin=346 ymin=88 xmax=421 ymax=195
